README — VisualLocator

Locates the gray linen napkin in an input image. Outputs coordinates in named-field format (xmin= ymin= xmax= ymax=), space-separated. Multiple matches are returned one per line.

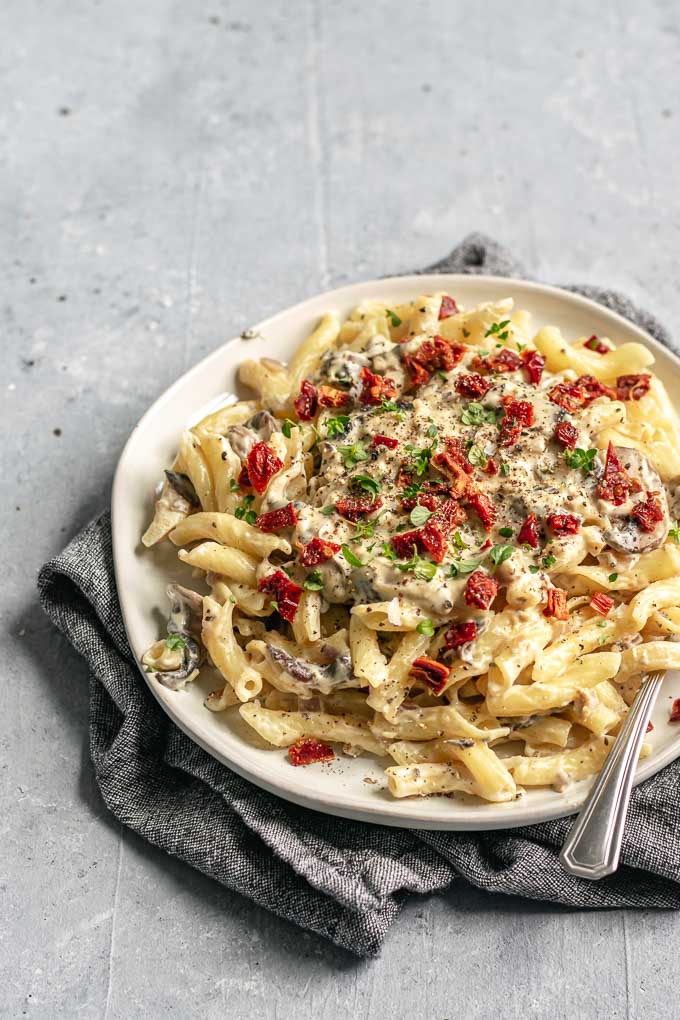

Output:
xmin=38 ymin=234 xmax=680 ymax=959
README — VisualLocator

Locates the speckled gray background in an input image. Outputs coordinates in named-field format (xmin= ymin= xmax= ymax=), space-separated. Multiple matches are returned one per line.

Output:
xmin=4 ymin=1 xmax=680 ymax=1017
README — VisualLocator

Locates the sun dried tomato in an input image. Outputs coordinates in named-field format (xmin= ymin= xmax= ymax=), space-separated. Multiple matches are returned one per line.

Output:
xmin=518 ymin=513 xmax=541 ymax=548
xmin=466 ymin=490 xmax=497 ymax=530
xmin=288 ymin=739 xmax=335 ymax=766
xmin=464 ymin=570 xmax=499 ymax=610
xmin=483 ymin=458 xmax=498 ymax=476
xmin=438 ymin=295 xmax=459 ymax=319
xmin=616 ymin=373 xmax=651 ymax=401
xmin=298 ymin=537 xmax=342 ymax=566
xmin=647 ymin=721 xmax=654 ymax=733
xmin=455 ymin=373 xmax=491 ymax=399
xmin=390 ymin=530 xmax=420 ymax=559
xmin=404 ymin=335 xmax=463 ymax=386
xmin=543 ymin=588 xmax=569 ymax=620
xmin=631 ymin=491 xmax=665 ymax=532
xmin=255 ymin=502 xmax=297 ymax=532
xmin=335 ymin=496 xmax=383 ymax=522
xmin=359 ymin=367 xmax=397 ymax=405
xmin=521 ymin=348 xmax=546 ymax=384
xmin=590 ymin=592 xmax=615 ymax=616
xmin=473 ymin=348 xmax=522 ymax=374
xmin=237 ymin=463 xmax=252 ymax=489
xmin=546 ymin=513 xmax=580 ymax=535
xmin=402 ymin=356 xmax=430 ymax=386
xmin=596 ymin=442 xmax=643 ymax=506
xmin=258 ymin=570 xmax=303 ymax=622
xmin=585 ymin=335 xmax=610 ymax=355
xmin=549 ymin=374 xmax=616 ymax=412
xmin=670 ymin=698 xmax=680 ymax=723
xmin=553 ymin=421 xmax=579 ymax=449
xmin=409 ymin=656 xmax=450 ymax=694
xmin=371 ymin=433 xmax=399 ymax=450
xmin=318 ymin=385 xmax=350 ymax=407
xmin=499 ymin=397 xmax=534 ymax=447
xmin=422 ymin=499 xmax=466 ymax=560
xmin=294 ymin=379 xmax=318 ymax=420
xmin=401 ymin=492 xmax=440 ymax=513
xmin=247 ymin=442 xmax=284 ymax=494
xmin=431 ymin=437 xmax=473 ymax=495
xmin=444 ymin=621 xmax=477 ymax=649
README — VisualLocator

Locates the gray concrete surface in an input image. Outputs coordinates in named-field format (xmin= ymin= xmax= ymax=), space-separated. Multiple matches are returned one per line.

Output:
xmin=3 ymin=1 xmax=680 ymax=1016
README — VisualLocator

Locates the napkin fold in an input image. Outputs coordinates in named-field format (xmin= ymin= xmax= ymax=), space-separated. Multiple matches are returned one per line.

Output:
xmin=38 ymin=234 xmax=680 ymax=958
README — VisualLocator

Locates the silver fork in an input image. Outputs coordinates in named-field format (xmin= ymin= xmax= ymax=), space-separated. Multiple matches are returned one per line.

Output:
xmin=559 ymin=670 xmax=664 ymax=880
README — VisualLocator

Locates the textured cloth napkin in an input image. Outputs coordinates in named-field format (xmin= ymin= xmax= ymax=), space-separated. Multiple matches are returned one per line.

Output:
xmin=38 ymin=234 xmax=680 ymax=958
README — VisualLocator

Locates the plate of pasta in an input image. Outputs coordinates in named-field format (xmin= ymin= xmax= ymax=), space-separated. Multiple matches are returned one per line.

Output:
xmin=112 ymin=275 xmax=680 ymax=829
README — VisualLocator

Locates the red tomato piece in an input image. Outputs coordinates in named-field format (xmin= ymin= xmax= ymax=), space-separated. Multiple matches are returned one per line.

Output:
xmin=288 ymin=739 xmax=335 ymax=766
xmin=596 ymin=442 xmax=643 ymax=506
xmin=318 ymin=385 xmax=350 ymax=407
xmin=294 ymin=379 xmax=318 ymax=420
xmin=670 ymin=698 xmax=680 ymax=723
xmin=590 ymin=592 xmax=615 ymax=616
xmin=444 ymin=621 xmax=477 ymax=649
xmin=585 ymin=335 xmax=610 ymax=355
xmin=466 ymin=490 xmax=497 ymax=530
xmin=335 ymin=496 xmax=383 ymax=522
xmin=237 ymin=463 xmax=252 ymax=489
xmin=298 ymin=537 xmax=342 ymax=566
xmin=371 ymin=433 xmax=399 ymax=450
xmin=518 ymin=513 xmax=541 ymax=548
xmin=543 ymin=588 xmax=569 ymax=620
xmin=616 ymin=373 xmax=651 ymax=401
xmin=359 ymin=367 xmax=397 ymax=405
xmin=546 ymin=513 xmax=580 ymax=535
xmin=247 ymin=442 xmax=284 ymax=494
xmin=438 ymin=295 xmax=459 ymax=319
xmin=554 ymin=421 xmax=579 ymax=449
xmin=409 ymin=656 xmax=450 ymax=695
xmin=455 ymin=373 xmax=491 ymax=399
xmin=255 ymin=502 xmax=297 ymax=532
xmin=521 ymin=348 xmax=546 ymax=384
xmin=464 ymin=571 xmax=499 ymax=609
xmin=631 ymin=491 xmax=665 ymax=532
xmin=258 ymin=570 xmax=303 ymax=622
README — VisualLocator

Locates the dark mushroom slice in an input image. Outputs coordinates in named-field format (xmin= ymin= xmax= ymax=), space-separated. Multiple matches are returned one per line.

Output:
xmin=151 ymin=583 xmax=204 ymax=690
xmin=164 ymin=470 xmax=200 ymax=508
xmin=153 ymin=635 xmax=200 ymax=691
xmin=267 ymin=644 xmax=353 ymax=695
xmin=246 ymin=410 xmax=281 ymax=441
xmin=601 ymin=446 xmax=670 ymax=553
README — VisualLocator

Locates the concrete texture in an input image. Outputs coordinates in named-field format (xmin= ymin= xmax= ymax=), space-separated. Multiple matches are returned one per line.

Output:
xmin=2 ymin=1 xmax=680 ymax=1016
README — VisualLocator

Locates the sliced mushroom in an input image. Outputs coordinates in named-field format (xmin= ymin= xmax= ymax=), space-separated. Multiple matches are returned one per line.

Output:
xmin=164 ymin=470 xmax=200 ymax=508
xmin=246 ymin=410 xmax=280 ymax=441
xmin=602 ymin=446 xmax=670 ymax=553
xmin=151 ymin=584 xmax=204 ymax=690
xmin=226 ymin=424 xmax=255 ymax=460
xmin=267 ymin=644 xmax=352 ymax=695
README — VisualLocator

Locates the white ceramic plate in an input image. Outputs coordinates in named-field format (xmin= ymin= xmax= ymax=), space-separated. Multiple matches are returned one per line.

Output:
xmin=112 ymin=274 xmax=680 ymax=830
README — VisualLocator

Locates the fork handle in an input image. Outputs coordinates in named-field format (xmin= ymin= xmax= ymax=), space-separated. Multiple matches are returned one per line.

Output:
xmin=559 ymin=671 xmax=664 ymax=880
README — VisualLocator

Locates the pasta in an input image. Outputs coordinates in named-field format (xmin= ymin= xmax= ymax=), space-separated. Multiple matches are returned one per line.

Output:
xmin=140 ymin=292 xmax=680 ymax=803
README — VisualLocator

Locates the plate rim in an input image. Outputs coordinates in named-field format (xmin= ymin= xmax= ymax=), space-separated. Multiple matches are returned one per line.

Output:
xmin=112 ymin=273 xmax=680 ymax=830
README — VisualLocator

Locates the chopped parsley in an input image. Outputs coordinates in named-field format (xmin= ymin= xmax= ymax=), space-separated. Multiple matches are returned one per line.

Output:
xmin=281 ymin=418 xmax=299 ymax=438
xmin=338 ymin=441 xmax=369 ymax=469
xmin=352 ymin=510 xmax=387 ymax=541
xmin=542 ymin=554 xmax=557 ymax=569
xmin=564 ymin=447 xmax=598 ymax=473
xmin=229 ymin=478 xmax=240 ymax=492
xmin=489 ymin=544 xmax=513 ymax=567
xmin=405 ymin=440 xmax=437 ymax=475
xmin=484 ymin=319 xmax=511 ymax=341
xmin=437 ymin=370 xmax=448 ymax=381
xmin=352 ymin=474 xmax=382 ymax=497
xmin=449 ymin=558 xmax=481 ymax=577
xmin=385 ymin=308 xmax=402 ymax=327
xmin=452 ymin=531 xmax=468 ymax=550
xmin=669 ymin=521 xmax=680 ymax=544
xmin=165 ymin=634 xmax=186 ymax=651
xmin=460 ymin=402 xmax=499 ymax=426
xmin=416 ymin=619 xmax=435 ymax=637
xmin=341 ymin=544 xmax=364 ymax=567
xmin=372 ymin=398 xmax=405 ymax=421
xmin=410 ymin=504 xmax=432 ymax=527
xmin=498 ymin=527 xmax=513 ymax=538
xmin=608 ymin=572 xmax=618 ymax=582
xmin=528 ymin=565 xmax=540 ymax=574
xmin=303 ymin=570 xmax=324 ymax=591
xmin=500 ymin=463 xmax=510 ymax=477
xmin=234 ymin=494 xmax=257 ymax=525
xmin=325 ymin=414 xmax=350 ymax=438
xmin=467 ymin=444 xmax=488 ymax=468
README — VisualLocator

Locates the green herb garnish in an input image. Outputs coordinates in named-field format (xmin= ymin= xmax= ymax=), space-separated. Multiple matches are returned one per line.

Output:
xmin=452 ymin=531 xmax=468 ymax=550
xmin=352 ymin=474 xmax=382 ymax=497
xmin=608 ymin=573 xmax=618 ymax=582
xmin=467 ymin=444 xmax=488 ymax=467
xmin=303 ymin=570 xmax=324 ymax=591
xmin=500 ymin=463 xmax=510 ymax=477
xmin=426 ymin=424 xmax=438 ymax=438
xmin=462 ymin=328 xmax=471 ymax=338
xmin=342 ymin=544 xmax=364 ymax=567
xmin=529 ymin=565 xmax=540 ymax=574
xmin=489 ymin=544 xmax=513 ymax=567
xmin=397 ymin=550 xmax=437 ymax=581
xmin=449 ymin=559 xmax=481 ymax=577
xmin=498 ymin=527 xmax=513 ymax=538
xmin=385 ymin=308 xmax=402 ymax=327
xmin=460 ymin=402 xmax=499 ymax=427
xmin=564 ymin=448 xmax=598 ymax=473
xmin=320 ymin=505 xmax=336 ymax=516
xmin=229 ymin=478 xmax=240 ymax=492
xmin=325 ymin=414 xmax=350 ymax=438
xmin=417 ymin=619 xmax=435 ymax=637
xmin=381 ymin=541 xmax=398 ymax=560
xmin=338 ymin=442 xmax=369 ymax=469
xmin=234 ymin=494 xmax=257 ymax=525
xmin=484 ymin=319 xmax=511 ymax=341
xmin=405 ymin=441 xmax=437 ymax=476
xmin=542 ymin=554 xmax=556 ymax=569
xmin=669 ymin=521 xmax=680 ymax=543
xmin=372 ymin=398 xmax=404 ymax=420
xmin=410 ymin=504 xmax=432 ymax=527
xmin=165 ymin=634 xmax=186 ymax=651
xmin=281 ymin=418 xmax=299 ymax=438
